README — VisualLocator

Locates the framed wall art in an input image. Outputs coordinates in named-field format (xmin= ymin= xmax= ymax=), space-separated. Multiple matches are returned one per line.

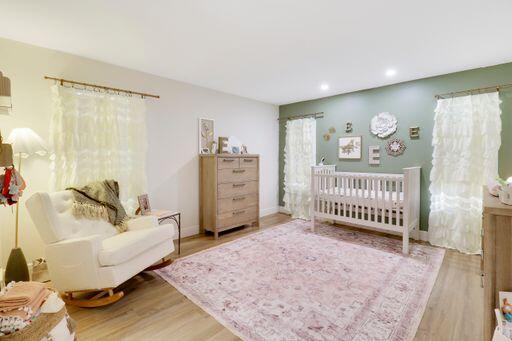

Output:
xmin=338 ymin=136 xmax=362 ymax=160
xmin=198 ymin=118 xmax=215 ymax=154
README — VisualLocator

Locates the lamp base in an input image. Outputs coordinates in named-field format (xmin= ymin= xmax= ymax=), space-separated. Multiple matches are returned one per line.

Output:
xmin=5 ymin=247 xmax=30 ymax=284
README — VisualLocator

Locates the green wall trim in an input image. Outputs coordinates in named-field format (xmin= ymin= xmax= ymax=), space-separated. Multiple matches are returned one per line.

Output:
xmin=279 ymin=62 xmax=512 ymax=231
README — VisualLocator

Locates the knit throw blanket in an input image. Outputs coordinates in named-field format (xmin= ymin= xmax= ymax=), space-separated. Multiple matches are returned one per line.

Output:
xmin=67 ymin=180 xmax=128 ymax=233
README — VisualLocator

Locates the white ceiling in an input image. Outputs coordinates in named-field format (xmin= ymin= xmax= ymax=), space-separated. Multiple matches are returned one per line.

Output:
xmin=1 ymin=0 xmax=512 ymax=105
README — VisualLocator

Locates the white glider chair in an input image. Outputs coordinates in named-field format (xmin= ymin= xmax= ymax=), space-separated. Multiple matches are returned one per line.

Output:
xmin=26 ymin=190 xmax=176 ymax=307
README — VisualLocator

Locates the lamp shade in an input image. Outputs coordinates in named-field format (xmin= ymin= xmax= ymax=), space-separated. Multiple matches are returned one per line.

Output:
xmin=6 ymin=128 xmax=47 ymax=158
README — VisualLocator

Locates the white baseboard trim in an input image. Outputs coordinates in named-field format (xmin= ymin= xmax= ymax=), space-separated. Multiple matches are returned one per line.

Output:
xmin=260 ymin=206 xmax=279 ymax=217
xmin=179 ymin=225 xmax=199 ymax=239
xmin=279 ymin=206 xmax=290 ymax=214
xmin=418 ymin=230 xmax=429 ymax=242
xmin=175 ymin=207 xmax=280 ymax=239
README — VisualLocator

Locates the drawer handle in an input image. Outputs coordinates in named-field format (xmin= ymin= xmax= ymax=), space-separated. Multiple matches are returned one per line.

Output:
xmin=233 ymin=210 xmax=245 ymax=216
xmin=243 ymin=159 xmax=253 ymax=162
xmin=233 ymin=183 xmax=246 ymax=188
xmin=233 ymin=196 xmax=246 ymax=201
xmin=233 ymin=169 xmax=246 ymax=174
xmin=222 ymin=159 xmax=235 ymax=162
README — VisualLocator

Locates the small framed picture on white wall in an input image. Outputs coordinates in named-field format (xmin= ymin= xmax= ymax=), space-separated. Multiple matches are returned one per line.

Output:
xmin=198 ymin=118 xmax=215 ymax=154
xmin=338 ymin=136 xmax=362 ymax=159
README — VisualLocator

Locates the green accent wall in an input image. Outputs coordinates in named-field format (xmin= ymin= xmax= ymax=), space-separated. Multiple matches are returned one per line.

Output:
xmin=279 ymin=62 xmax=512 ymax=231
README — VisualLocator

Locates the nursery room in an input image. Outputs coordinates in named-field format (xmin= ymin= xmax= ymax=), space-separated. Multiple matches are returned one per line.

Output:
xmin=0 ymin=1 xmax=511 ymax=340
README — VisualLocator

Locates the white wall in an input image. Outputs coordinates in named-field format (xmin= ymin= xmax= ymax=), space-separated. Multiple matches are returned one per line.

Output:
xmin=0 ymin=38 xmax=279 ymax=266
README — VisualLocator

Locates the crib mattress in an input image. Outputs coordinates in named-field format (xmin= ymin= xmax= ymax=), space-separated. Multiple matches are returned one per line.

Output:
xmin=318 ymin=187 xmax=404 ymax=205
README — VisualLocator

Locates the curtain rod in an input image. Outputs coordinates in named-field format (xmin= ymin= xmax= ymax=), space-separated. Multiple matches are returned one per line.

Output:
xmin=277 ymin=112 xmax=324 ymax=122
xmin=435 ymin=82 xmax=512 ymax=100
xmin=44 ymin=76 xmax=160 ymax=99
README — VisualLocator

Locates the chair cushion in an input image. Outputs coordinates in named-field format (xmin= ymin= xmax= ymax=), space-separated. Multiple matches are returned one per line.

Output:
xmin=26 ymin=191 xmax=118 ymax=243
xmin=98 ymin=225 xmax=173 ymax=266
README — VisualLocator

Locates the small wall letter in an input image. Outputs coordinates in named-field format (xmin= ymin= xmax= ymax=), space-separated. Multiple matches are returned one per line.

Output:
xmin=368 ymin=145 xmax=380 ymax=165
xmin=218 ymin=137 xmax=229 ymax=154
xmin=345 ymin=122 xmax=353 ymax=133
xmin=409 ymin=126 xmax=420 ymax=139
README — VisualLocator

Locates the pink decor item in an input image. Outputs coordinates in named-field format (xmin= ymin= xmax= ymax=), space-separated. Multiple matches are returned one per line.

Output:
xmin=156 ymin=220 xmax=445 ymax=340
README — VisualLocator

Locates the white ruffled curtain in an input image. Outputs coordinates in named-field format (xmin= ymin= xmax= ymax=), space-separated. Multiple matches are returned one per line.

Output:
xmin=49 ymin=84 xmax=147 ymax=213
xmin=283 ymin=118 xmax=316 ymax=219
xmin=429 ymin=92 xmax=501 ymax=254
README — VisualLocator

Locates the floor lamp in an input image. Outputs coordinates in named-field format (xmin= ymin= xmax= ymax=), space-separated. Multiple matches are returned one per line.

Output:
xmin=4 ymin=128 xmax=47 ymax=284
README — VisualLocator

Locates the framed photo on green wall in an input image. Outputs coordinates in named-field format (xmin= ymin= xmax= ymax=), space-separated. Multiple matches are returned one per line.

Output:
xmin=338 ymin=136 xmax=362 ymax=159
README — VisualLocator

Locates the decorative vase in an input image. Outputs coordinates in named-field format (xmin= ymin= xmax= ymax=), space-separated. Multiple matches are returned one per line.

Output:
xmin=499 ymin=187 xmax=512 ymax=206
xmin=5 ymin=247 xmax=30 ymax=284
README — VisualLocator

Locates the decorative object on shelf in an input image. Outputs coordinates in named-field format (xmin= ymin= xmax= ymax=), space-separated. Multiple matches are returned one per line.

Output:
xmin=137 ymin=193 xmax=151 ymax=215
xmin=0 ymin=71 xmax=12 ymax=115
xmin=345 ymin=122 xmax=353 ymax=133
xmin=4 ymin=128 xmax=47 ymax=284
xmin=409 ymin=126 xmax=420 ymax=139
xmin=338 ymin=136 xmax=362 ymax=160
xmin=198 ymin=118 xmax=214 ymax=154
xmin=319 ymin=156 xmax=325 ymax=166
xmin=368 ymin=145 xmax=380 ymax=165
xmin=497 ymin=177 xmax=512 ymax=205
xmin=386 ymin=138 xmax=406 ymax=156
xmin=241 ymin=145 xmax=248 ymax=154
xmin=370 ymin=112 xmax=398 ymax=138
xmin=226 ymin=136 xmax=243 ymax=154
xmin=218 ymin=136 xmax=229 ymax=153
xmin=323 ymin=133 xmax=330 ymax=141
xmin=328 ymin=127 xmax=336 ymax=134
xmin=210 ymin=141 xmax=218 ymax=154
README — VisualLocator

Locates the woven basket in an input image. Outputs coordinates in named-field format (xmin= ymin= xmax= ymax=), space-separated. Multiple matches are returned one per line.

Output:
xmin=1 ymin=307 xmax=75 ymax=340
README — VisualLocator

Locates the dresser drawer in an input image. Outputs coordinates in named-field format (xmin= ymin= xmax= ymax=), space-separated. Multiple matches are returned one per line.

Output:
xmin=240 ymin=157 xmax=258 ymax=168
xmin=218 ymin=157 xmax=239 ymax=169
xmin=218 ymin=168 xmax=258 ymax=184
xmin=218 ymin=181 xmax=258 ymax=199
xmin=218 ymin=206 xmax=258 ymax=228
xmin=218 ymin=193 xmax=258 ymax=214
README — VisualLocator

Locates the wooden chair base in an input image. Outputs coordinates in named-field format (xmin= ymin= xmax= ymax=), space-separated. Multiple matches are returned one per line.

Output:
xmin=143 ymin=258 xmax=173 ymax=271
xmin=61 ymin=256 xmax=173 ymax=308
xmin=62 ymin=289 xmax=124 ymax=308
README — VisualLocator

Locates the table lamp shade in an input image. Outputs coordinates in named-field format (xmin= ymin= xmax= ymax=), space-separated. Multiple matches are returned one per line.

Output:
xmin=6 ymin=128 xmax=47 ymax=158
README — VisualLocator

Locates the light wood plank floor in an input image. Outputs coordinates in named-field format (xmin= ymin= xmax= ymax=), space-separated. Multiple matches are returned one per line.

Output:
xmin=68 ymin=213 xmax=482 ymax=341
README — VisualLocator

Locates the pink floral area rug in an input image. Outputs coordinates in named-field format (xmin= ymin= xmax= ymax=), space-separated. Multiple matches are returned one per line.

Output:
xmin=156 ymin=220 xmax=445 ymax=341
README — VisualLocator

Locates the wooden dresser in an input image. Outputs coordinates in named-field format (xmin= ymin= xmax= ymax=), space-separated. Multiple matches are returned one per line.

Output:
xmin=483 ymin=189 xmax=512 ymax=340
xmin=199 ymin=154 xmax=259 ymax=239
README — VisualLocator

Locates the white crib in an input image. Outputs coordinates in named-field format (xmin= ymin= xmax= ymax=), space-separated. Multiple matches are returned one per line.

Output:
xmin=310 ymin=165 xmax=421 ymax=254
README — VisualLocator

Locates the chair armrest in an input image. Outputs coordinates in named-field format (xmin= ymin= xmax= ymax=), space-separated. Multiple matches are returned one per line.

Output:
xmin=45 ymin=235 xmax=103 ymax=292
xmin=127 ymin=216 xmax=159 ymax=231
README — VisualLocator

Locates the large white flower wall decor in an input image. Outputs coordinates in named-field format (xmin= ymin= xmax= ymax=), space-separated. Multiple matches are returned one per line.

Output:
xmin=370 ymin=112 xmax=398 ymax=138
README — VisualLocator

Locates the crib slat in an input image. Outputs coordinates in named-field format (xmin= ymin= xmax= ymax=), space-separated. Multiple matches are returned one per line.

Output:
xmin=342 ymin=176 xmax=347 ymax=217
xmin=386 ymin=179 xmax=391 ymax=226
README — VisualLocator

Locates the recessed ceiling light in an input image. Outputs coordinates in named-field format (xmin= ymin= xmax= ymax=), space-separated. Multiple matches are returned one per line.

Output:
xmin=320 ymin=83 xmax=330 ymax=91
xmin=385 ymin=69 xmax=397 ymax=77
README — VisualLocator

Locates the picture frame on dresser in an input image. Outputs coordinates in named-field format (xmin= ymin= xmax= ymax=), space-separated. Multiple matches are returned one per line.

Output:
xmin=198 ymin=118 xmax=215 ymax=154
xmin=199 ymin=154 xmax=260 ymax=239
